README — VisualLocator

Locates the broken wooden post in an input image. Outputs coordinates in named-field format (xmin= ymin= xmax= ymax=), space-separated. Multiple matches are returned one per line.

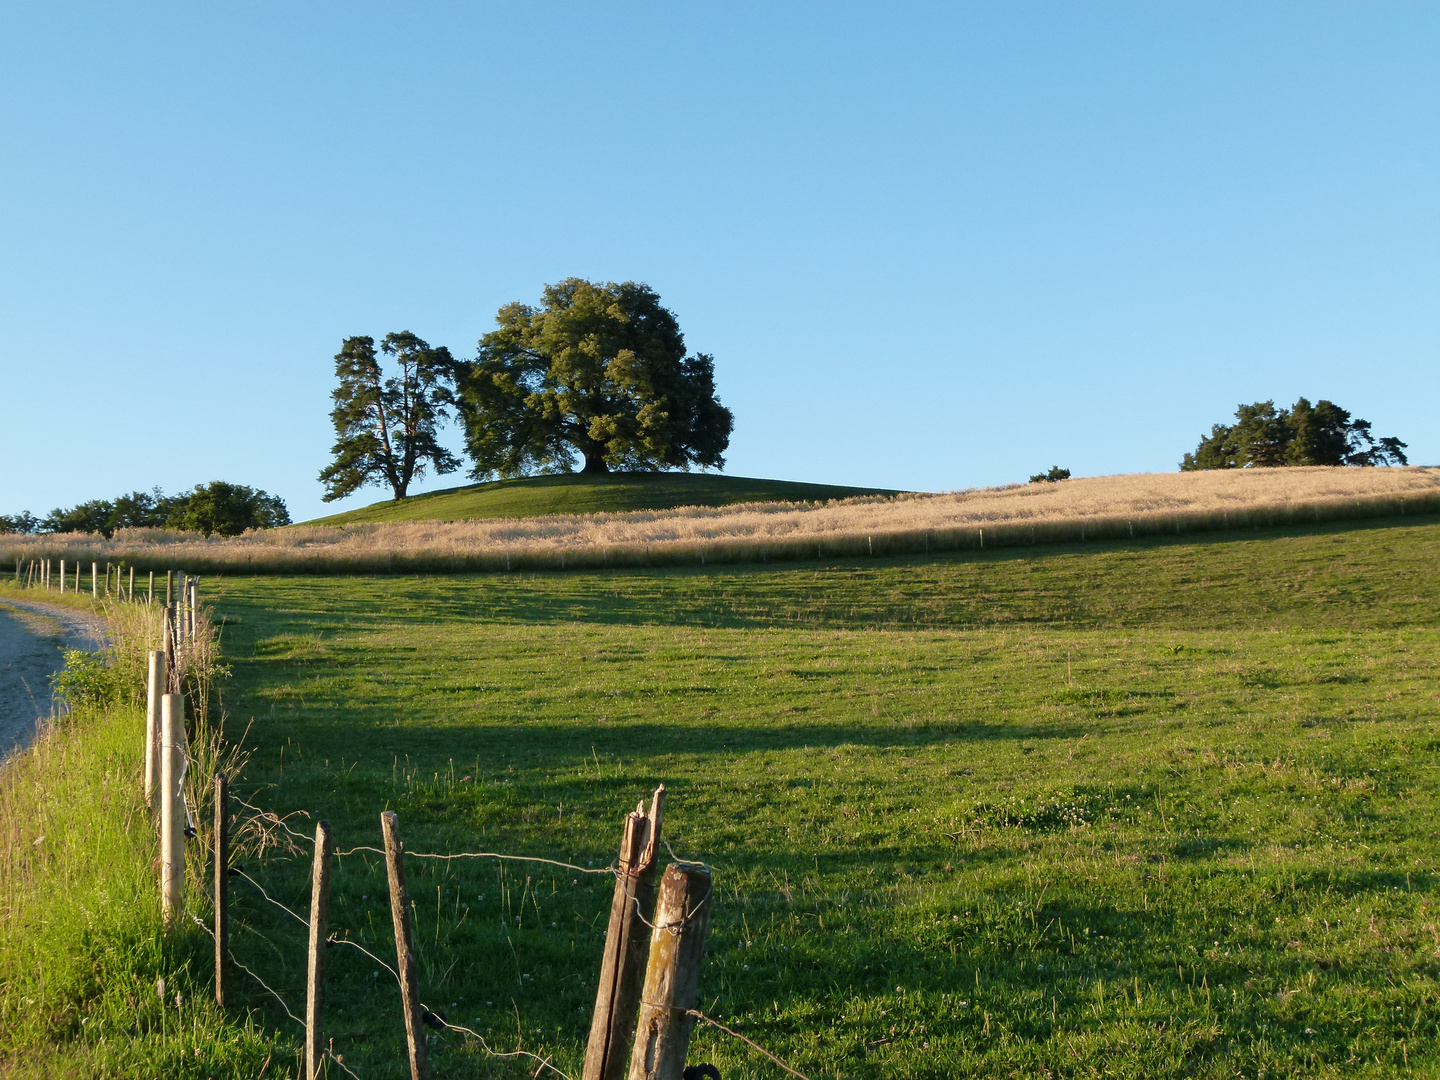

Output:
xmin=585 ymin=786 xmax=666 ymax=1080
xmin=626 ymin=863 xmax=713 ymax=1080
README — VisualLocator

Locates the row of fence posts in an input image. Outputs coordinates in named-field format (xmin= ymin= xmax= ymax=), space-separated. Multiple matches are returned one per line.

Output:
xmin=203 ymin=776 xmax=713 ymax=1080
xmin=12 ymin=557 xmax=201 ymax=616
xmin=144 ymin=574 xmax=201 ymax=932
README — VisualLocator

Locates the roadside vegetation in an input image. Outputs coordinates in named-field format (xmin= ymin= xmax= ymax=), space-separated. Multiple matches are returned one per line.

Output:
xmin=0 ymin=588 xmax=273 ymax=1077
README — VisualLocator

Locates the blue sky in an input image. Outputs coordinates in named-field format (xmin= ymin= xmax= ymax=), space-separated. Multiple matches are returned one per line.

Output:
xmin=3 ymin=3 xmax=1436 ymax=522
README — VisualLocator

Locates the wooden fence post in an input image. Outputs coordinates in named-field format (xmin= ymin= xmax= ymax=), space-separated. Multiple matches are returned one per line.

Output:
xmin=585 ymin=786 xmax=666 ymax=1080
xmin=129 ymin=565 xmax=135 ymax=601
xmin=306 ymin=819 xmax=334 ymax=1080
xmin=145 ymin=650 xmax=163 ymax=807
xmin=162 ymin=605 xmax=176 ymax=693
xmin=160 ymin=693 xmax=187 ymax=927
xmin=626 ymin=863 xmax=713 ymax=1080
xmin=59 ymin=559 xmax=65 ymax=595
xmin=91 ymin=561 xmax=97 ymax=598
xmin=166 ymin=569 xmax=173 ymax=607
xmin=215 ymin=773 xmax=229 ymax=1007
xmin=177 ymin=572 xmax=188 ymax=642
xmin=381 ymin=811 xmax=429 ymax=1080
xmin=148 ymin=570 xmax=155 ymax=604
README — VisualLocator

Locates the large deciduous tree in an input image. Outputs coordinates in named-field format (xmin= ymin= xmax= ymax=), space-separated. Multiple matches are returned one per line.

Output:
xmin=456 ymin=279 xmax=733 ymax=478
xmin=1181 ymin=398 xmax=1407 ymax=470
xmin=319 ymin=332 xmax=462 ymax=501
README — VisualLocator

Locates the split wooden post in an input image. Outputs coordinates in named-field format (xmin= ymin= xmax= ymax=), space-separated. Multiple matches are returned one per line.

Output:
xmin=160 ymin=693 xmax=187 ymax=927
xmin=214 ymin=773 xmax=229 ymax=1007
xmin=381 ymin=811 xmax=429 ymax=1080
xmin=306 ymin=819 xmax=335 ymax=1080
xmin=585 ymin=786 xmax=666 ymax=1080
xmin=129 ymin=565 xmax=135 ymax=601
xmin=162 ymin=605 xmax=176 ymax=693
xmin=59 ymin=559 xmax=65 ymax=594
xmin=144 ymin=650 xmax=163 ymax=806
xmin=148 ymin=570 xmax=155 ymax=604
xmin=166 ymin=569 xmax=173 ymax=607
xmin=91 ymin=561 xmax=97 ymax=598
xmin=626 ymin=863 xmax=714 ymax=1080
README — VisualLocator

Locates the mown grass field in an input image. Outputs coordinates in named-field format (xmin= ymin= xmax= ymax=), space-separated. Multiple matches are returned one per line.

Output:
xmin=183 ymin=515 xmax=1440 ymax=1079
xmin=303 ymin=471 xmax=900 ymax=526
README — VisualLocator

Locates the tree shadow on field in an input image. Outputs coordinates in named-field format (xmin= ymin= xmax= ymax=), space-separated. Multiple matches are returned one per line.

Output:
xmin=297 ymin=716 xmax=1083 ymax=768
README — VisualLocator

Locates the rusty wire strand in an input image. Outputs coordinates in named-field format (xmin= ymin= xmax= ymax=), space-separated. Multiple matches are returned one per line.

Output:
xmin=686 ymin=1009 xmax=816 ymax=1080
xmin=334 ymin=843 xmax=616 ymax=877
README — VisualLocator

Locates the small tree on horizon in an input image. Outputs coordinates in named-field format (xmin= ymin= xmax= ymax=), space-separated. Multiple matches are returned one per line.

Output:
xmin=456 ymin=279 xmax=733 ymax=478
xmin=319 ymin=332 xmax=462 ymax=502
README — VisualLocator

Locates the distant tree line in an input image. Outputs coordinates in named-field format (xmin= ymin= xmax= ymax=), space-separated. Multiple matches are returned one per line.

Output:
xmin=1182 ymin=398 xmax=1407 ymax=471
xmin=0 ymin=481 xmax=290 ymax=538
xmin=321 ymin=278 xmax=734 ymax=502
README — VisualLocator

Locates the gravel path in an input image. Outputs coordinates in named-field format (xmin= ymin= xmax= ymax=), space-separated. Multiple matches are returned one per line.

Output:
xmin=0 ymin=597 xmax=107 ymax=761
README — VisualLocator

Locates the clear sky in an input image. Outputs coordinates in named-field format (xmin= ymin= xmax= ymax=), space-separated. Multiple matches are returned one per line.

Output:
xmin=3 ymin=3 xmax=1436 ymax=522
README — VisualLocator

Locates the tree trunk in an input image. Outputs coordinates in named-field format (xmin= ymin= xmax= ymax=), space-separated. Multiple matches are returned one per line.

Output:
xmin=582 ymin=450 xmax=610 ymax=474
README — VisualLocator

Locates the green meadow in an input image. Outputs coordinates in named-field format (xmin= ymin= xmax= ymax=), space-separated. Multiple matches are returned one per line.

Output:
xmin=182 ymin=516 xmax=1440 ymax=1078
xmin=301 ymin=471 xmax=900 ymax=526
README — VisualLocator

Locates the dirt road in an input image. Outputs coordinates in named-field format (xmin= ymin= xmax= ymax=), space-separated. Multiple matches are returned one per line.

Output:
xmin=0 ymin=598 xmax=106 ymax=761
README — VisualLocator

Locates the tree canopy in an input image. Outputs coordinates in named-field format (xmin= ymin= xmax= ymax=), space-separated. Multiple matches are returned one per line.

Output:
xmin=456 ymin=279 xmax=733 ymax=478
xmin=319 ymin=333 xmax=461 ymax=502
xmin=1181 ymin=398 xmax=1407 ymax=471
xmin=1 ymin=483 xmax=290 ymax=538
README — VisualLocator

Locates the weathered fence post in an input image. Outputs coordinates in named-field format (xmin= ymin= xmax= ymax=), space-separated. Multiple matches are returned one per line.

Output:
xmin=214 ymin=773 xmax=229 ymax=1007
xmin=177 ymin=572 xmax=188 ymax=642
xmin=166 ymin=569 xmax=173 ymax=607
xmin=59 ymin=559 xmax=65 ymax=594
xmin=91 ymin=561 xmax=97 ymax=598
xmin=626 ymin=863 xmax=714 ymax=1080
xmin=129 ymin=565 xmax=135 ymax=601
xmin=306 ymin=819 xmax=334 ymax=1080
xmin=585 ymin=786 xmax=666 ymax=1080
xmin=148 ymin=570 xmax=155 ymax=604
xmin=162 ymin=605 xmax=176 ymax=693
xmin=160 ymin=693 xmax=187 ymax=927
xmin=381 ymin=810 xmax=429 ymax=1080
xmin=145 ymin=650 xmax=163 ymax=806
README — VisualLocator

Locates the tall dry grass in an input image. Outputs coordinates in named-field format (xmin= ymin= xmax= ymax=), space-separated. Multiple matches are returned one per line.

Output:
xmin=4 ymin=466 xmax=1439 ymax=574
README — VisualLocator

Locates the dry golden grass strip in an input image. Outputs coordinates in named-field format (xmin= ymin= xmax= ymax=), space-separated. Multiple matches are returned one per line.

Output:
xmin=5 ymin=466 xmax=1439 ymax=574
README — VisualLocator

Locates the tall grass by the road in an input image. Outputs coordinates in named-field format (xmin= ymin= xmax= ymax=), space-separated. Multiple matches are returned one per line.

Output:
xmin=5 ymin=466 xmax=1440 ymax=575
xmin=0 ymin=588 xmax=275 ymax=1077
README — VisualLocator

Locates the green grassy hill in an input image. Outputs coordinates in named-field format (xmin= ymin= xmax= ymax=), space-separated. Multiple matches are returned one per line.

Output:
xmin=302 ymin=471 xmax=902 ymax=526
